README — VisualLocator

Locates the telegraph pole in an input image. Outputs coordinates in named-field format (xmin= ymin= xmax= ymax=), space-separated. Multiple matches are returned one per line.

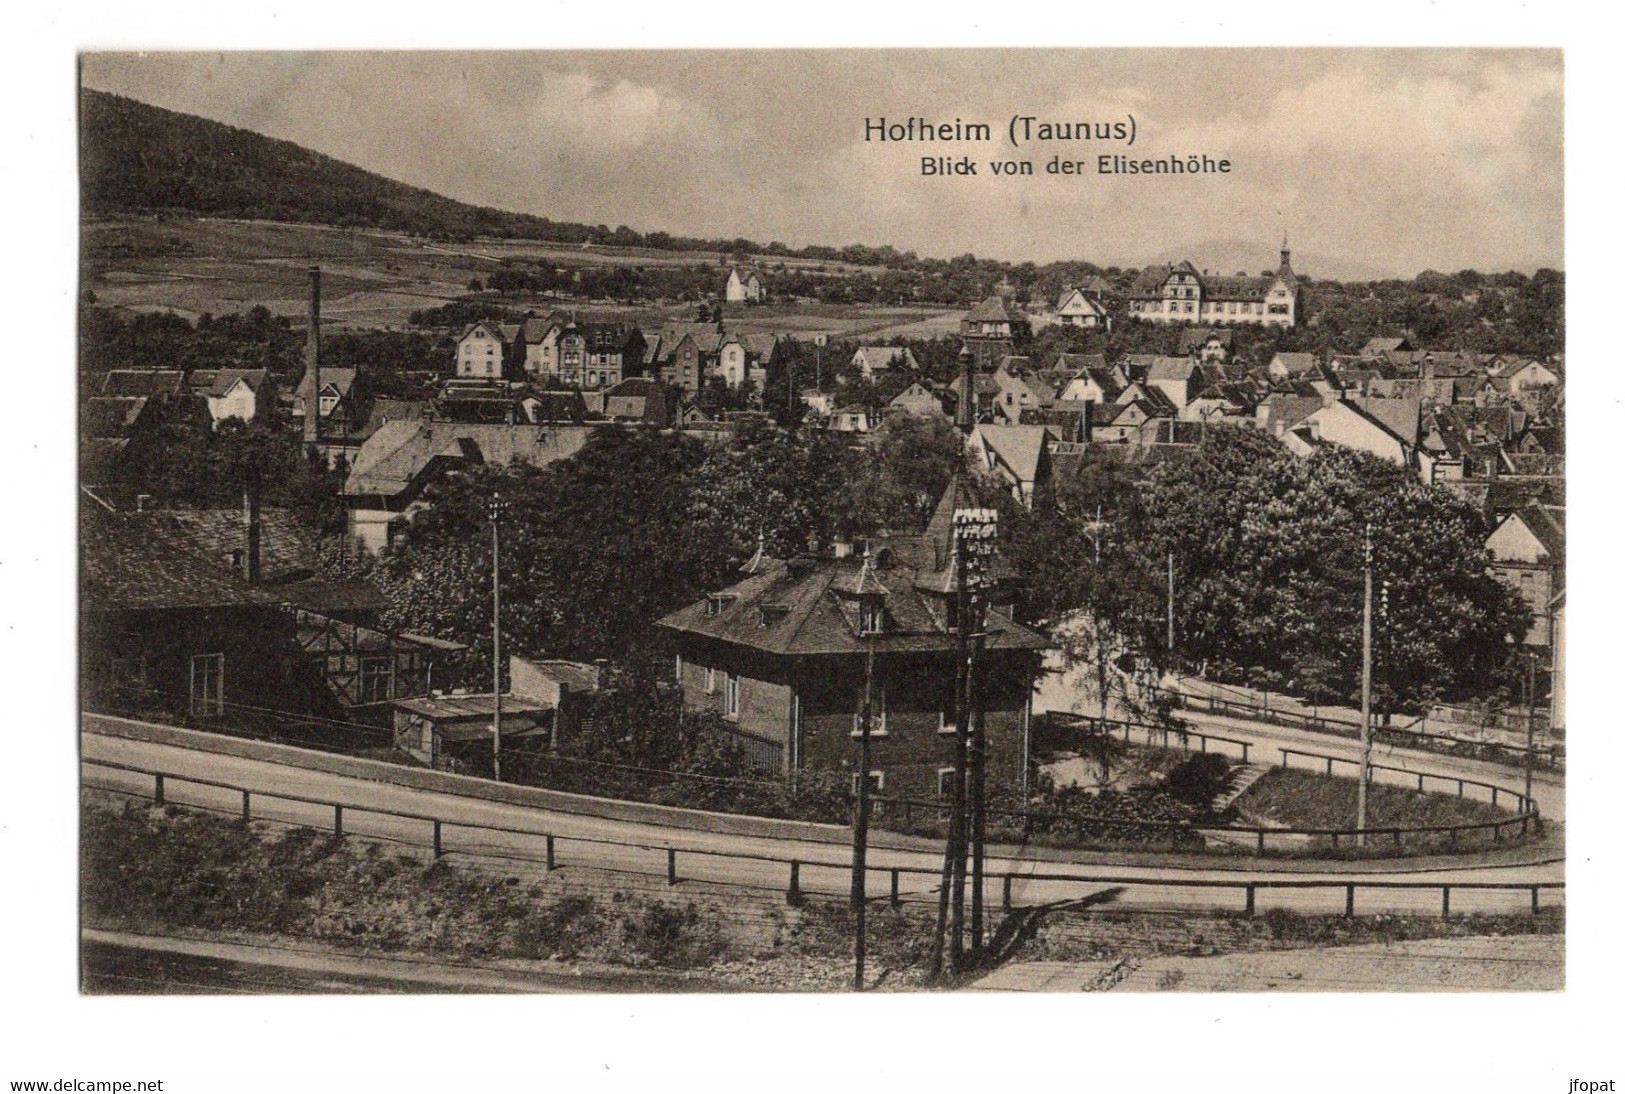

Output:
xmin=1524 ymin=654 xmax=1538 ymax=810
xmin=1357 ymin=523 xmax=1373 ymax=842
xmin=851 ymin=606 xmax=876 ymax=991
xmin=1166 ymin=551 xmax=1175 ymax=663
xmin=490 ymin=492 xmax=507 ymax=782
xmin=968 ymin=584 xmax=989 ymax=956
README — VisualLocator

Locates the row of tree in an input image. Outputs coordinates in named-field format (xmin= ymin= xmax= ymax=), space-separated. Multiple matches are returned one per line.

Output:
xmin=1003 ymin=428 xmax=1533 ymax=714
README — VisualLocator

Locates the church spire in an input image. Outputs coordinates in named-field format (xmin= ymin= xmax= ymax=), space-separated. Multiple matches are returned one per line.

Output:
xmin=1280 ymin=233 xmax=1292 ymax=273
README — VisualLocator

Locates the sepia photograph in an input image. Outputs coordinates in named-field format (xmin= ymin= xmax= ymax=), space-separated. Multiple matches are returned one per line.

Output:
xmin=69 ymin=46 xmax=1568 ymax=1001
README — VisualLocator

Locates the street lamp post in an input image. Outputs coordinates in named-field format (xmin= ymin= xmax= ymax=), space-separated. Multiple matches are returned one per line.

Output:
xmin=490 ymin=492 xmax=508 ymax=782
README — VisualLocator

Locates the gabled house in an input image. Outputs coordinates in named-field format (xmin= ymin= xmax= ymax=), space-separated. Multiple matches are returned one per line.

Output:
xmin=969 ymin=423 xmax=1054 ymax=506
xmin=342 ymin=421 xmax=596 ymax=553
xmin=1055 ymin=285 xmax=1108 ymax=328
xmin=725 ymin=267 xmax=767 ymax=303
xmin=456 ymin=321 xmax=519 ymax=381
xmin=657 ymin=481 xmax=1049 ymax=795
xmin=1280 ymin=398 xmax=1418 ymax=468
xmin=1147 ymin=357 xmax=1204 ymax=410
xmin=888 ymin=382 xmax=948 ymax=419
xmin=1486 ymin=506 xmax=1564 ymax=647
xmin=1126 ymin=243 xmax=1301 ymax=327
xmin=1179 ymin=328 xmax=1233 ymax=363
xmin=851 ymin=345 xmax=920 ymax=378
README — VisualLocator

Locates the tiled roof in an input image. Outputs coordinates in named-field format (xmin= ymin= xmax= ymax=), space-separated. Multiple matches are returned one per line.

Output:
xmin=208 ymin=368 xmax=271 ymax=398
xmin=964 ymin=296 xmax=1017 ymax=323
xmin=123 ymin=507 xmax=321 ymax=583
xmin=83 ymin=396 xmax=151 ymax=439
xmin=101 ymin=370 xmax=185 ymax=398
xmin=82 ymin=513 xmax=285 ymax=613
xmin=343 ymin=421 xmax=595 ymax=497
xmin=658 ymin=483 xmax=1047 ymax=657
xmin=974 ymin=424 xmax=1051 ymax=485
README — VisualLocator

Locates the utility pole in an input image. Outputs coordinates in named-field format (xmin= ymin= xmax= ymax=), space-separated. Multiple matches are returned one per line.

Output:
xmin=968 ymin=584 xmax=989 ymax=956
xmin=931 ymin=510 xmax=970 ymax=981
xmin=851 ymin=599 xmax=876 ymax=991
xmin=1166 ymin=551 xmax=1175 ymax=663
xmin=1524 ymin=654 xmax=1537 ymax=811
xmin=1357 ymin=523 xmax=1373 ymax=842
xmin=490 ymin=492 xmax=507 ymax=782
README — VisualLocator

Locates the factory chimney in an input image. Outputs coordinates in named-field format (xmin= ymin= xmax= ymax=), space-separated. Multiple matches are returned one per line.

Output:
xmin=303 ymin=266 xmax=321 ymax=448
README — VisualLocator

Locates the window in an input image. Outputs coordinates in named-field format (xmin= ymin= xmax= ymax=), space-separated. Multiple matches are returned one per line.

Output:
xmin=859 ymin=598 xmax=884 ymax=636
xmin=189 ymin=653 xmax=224 ymax=717
xmin=359 ymin=656 xmax=394 ymax=704
xmin=851 ymin=770 xmax=885 ymax=794
xmin=852 ymin=686 xmax=887 ymax=737
xmin=704 ymin=666 xmax=716 ymax=694
xmin=938 ymin=708 xmax=958 ymax=736
xmin=937 ymin=767 xmax=958 ymax=798
xmin=724 ymin=673 xmax=740 ymax=719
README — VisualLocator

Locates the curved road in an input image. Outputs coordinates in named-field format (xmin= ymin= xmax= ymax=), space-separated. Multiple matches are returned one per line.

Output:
xmin=81 ymin=721 xmax=1563 ymax=921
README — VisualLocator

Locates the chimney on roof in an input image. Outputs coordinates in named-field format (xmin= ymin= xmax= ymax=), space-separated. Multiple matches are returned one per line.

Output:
xmin=242 ymin=485 xmax=262 ymax=585
xmin=304 ymin=266 xmax=321 ymax=448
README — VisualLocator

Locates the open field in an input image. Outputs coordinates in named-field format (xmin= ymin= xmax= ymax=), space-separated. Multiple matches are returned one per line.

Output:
xmin=81 ymin=217 xmax=922 ymax=335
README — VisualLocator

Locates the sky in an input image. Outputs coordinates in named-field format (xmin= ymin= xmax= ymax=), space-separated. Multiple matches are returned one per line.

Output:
xmin=80 ymin=50 xmax=1562 ymax=278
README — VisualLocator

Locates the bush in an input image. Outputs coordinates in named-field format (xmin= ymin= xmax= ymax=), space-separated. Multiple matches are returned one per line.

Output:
xmin=1161 ymin=753 xmax=1236 ymax=813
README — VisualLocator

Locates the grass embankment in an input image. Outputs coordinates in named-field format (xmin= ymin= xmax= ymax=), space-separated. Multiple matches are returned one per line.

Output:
xmin=1235 ymin=768 xmax=1526 ymax=854
xmin=83 ymin=795 xmax=1560 ymax=991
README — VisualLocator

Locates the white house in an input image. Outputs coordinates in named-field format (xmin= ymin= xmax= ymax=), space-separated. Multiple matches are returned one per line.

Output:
xmin=456 ymin=321 xmax=514 ymax=380
xmin=1055 ymin=286 xmax=1108 ymax=327
xmin=851 ymin=345 xmax=920 ymax=378
xmin=724 ymin=267 xmax=766 ymax=303
xmin=203 ymin=369 xmax=273 ymax=428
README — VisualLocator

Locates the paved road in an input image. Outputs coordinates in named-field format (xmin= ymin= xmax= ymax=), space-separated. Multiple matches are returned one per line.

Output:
xmin=81 ymin=728 xmax=1564 ymax=920
xmin=1170 ymin=708 xmax=1566 ymax=822
xmin=970 ymin=935 xmax=1565 ymax=993
xmin=81 ymin=929 xmax=680 ymax=994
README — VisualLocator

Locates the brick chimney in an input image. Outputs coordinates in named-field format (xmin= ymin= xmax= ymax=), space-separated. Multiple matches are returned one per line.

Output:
xmin=303 ymin=266 xmax=321 ymax=448
xmin=242 ymin=485 xmax=262 ymax=585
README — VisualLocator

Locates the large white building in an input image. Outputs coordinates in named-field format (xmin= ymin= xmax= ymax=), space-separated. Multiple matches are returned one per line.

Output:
xmin=1127 ymin=242 xmax=1301 ymax=328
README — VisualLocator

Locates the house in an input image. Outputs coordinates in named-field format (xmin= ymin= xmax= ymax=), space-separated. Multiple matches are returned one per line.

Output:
xmin=1055 ymin=285 xmax=1108 ymax=328
xmin=969 ymin=423 xmax=1054 ymax=507
xmin=1179 ymin=328 xmax=1233 ymax=363
xmin=1279 ymin=399 xmax=1417 ymax=468
xmin=389 ymin=656 xmax=601 ymax=770
xmin=342 ymin=421 xmax=596 ymax=553
xmin=1147 ymin=357 xmax=1203 ymax=410
xmin=1361 ymin=336 xmax=1415 ymax=358
xmin=943 ymin=372 xmax=1001 ymax=426
xmin=1486 ymin=506 xmax=1565 ymax=648
xmin=657 ymin=480 xmax=1049 ymax=794
xmin=456 ymin=321 xmax=519 ymax=381
xmin=101 ymin=369 xmax=187 ymax=398
xmin=1126 ymin=242 xmax=1301 ymax=327
xmin=1267 ymin=353 xmax=1321 ymax=384
xmin=1091 ymin=398 xmax=1173 ymax=446
xmin=602 ymin=377 xmax=676 ymax=427
xmin=851 ymin=345 xmax=920 ymax=378
xmin=888 ymin=382 xmax=948 ymax=419
xmin=82 ymin=506 xmax=460 ymax=732
xmin=960 ymin=296 xmax=1029 ymax=367
xmin=991 ymin=359 xmax=1055 ymax=423
xmin=292 ymin=366 xmax=359 ymax=450
xmin=725 ymin=267 xmax=767 ymax=303
xmin=828 ymin=405 xmax=876 ymax=433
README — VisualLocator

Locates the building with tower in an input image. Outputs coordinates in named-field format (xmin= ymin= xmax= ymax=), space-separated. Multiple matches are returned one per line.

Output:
xmin=1126 ymin=239 xmax=1301 ymax=328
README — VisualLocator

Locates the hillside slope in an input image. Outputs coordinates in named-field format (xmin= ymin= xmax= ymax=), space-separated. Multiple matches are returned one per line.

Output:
xmin=79 ymin=88 xmax=574 ymax=242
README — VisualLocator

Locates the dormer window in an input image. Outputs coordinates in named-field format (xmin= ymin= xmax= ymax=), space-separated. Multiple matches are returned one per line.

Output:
xmin=704 ymin=593 xmax=735 ymax=617
xmin=859 ymin=597 xmax=884 ymax=636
